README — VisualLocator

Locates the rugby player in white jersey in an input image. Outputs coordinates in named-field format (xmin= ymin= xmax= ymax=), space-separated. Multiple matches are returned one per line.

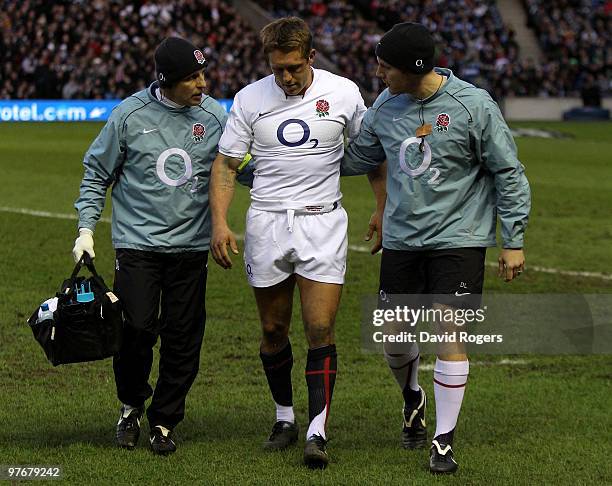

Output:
xmin=209 ymin=17 xmax=381 ymax=469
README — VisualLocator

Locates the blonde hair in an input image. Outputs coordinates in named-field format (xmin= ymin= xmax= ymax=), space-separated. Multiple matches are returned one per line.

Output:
xmin=260 ymin=17 xmax=313 ymax=59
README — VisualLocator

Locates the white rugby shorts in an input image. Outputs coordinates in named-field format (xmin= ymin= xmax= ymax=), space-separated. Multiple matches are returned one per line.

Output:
xmin=243 ymin=206 xmax=348 ymax=287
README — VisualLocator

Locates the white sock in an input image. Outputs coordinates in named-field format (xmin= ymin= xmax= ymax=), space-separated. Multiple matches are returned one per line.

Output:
xmin=433 ymin=359 xmax=469 ymax=439
xmin=121 ymin=403 xmax=138 ymax=418
xmin=275 ymin=402 xmax=295 ymax=423
xmin=306 ymin=406 xmax=327 ymax=440
xmin=153 ymin=425 xmax=171 ymax=437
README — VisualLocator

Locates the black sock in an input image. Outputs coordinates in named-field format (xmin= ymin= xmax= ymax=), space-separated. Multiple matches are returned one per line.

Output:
xmin=305 ymin=344 xmax=337 ymax=436
xmin=260 ymin=341 xmax=293 ymax=407
xmin=434 ymin=429 xmax=455 ymax=446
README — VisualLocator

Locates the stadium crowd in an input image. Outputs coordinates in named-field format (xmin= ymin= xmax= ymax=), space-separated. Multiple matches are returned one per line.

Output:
xmin=261 ymin=0 xmax=610 ymax=101
xmin=0 ymin=0 xmax=270 ymax=100
xmin=0 ymin=0 xmax=609 ymax=102
xmin=259 ymin=0 xmax=523 ymax=101
xmin=523 ymin=0 xmax=610 ymax=98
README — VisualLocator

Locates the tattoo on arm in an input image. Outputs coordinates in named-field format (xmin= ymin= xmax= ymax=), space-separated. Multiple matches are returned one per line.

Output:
xmin=224 ymin=155 xmax=242 ymax=171
xmin=210 ymin=153 xmax=242 ymax=222
xmin=222 ymin=161 xmax=235 ymax=189
xmin=215 ymin=155 xmax=242 ymax=190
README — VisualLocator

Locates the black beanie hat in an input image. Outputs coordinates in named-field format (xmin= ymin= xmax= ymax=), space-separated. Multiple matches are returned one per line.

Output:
xmin=155 ymin=37 xmax=207 ymax=87
xmin=375 ymin=22 xmax=435 ymax=74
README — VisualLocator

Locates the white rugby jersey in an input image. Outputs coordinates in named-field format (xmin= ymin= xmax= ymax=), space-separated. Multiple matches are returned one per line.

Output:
xmin=219 ymin=69 xmax=366 ymax=210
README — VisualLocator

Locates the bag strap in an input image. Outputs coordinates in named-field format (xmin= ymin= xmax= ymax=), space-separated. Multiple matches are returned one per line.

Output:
xmin=64 ymin=254 xmax=110 ymax=296
xmin=70 ymin=254 xmax=102 ymax=280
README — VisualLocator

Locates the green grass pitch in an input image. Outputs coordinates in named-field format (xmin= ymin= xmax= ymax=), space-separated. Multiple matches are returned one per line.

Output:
xmin=0 ymin=121 xmax=610 ymax=484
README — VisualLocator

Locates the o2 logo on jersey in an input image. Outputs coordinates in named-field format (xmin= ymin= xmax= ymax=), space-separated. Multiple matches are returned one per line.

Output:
xmin=156 ymin=148 xmax=198 ymax=191
xmin=277 ymin=119 xmax=319 ymax=149
xmin=398 ymin=137 xmax=441 ymax=185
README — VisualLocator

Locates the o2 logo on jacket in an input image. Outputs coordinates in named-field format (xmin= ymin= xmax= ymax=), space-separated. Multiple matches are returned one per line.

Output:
xmin=277 ymin=119 xmax=319 ymax=149
xmin=398 ymin=137 xmax=440 ymax=185
xmin=156 ymin=148 xmax=192 ymax=187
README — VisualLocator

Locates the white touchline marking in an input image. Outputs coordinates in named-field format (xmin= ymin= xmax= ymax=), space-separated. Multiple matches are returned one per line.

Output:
xmin=0 ymin=206 xmax=111 ymax=223
xmin=512 ymin=264 xmax=612 ymax=281
xmin=2 ymin=206 xmax=610 ymax=281
xmin=349 ymin=244 xmax=612 ymax=281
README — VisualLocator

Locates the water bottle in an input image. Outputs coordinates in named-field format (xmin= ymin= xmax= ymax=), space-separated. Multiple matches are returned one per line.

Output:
xmin=38 ymin=303 xmax=54 ymax=323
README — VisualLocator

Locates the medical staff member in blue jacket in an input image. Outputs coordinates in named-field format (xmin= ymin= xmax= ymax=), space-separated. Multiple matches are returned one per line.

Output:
xmin=72 ymin=37 xmax=227 ymax=455
xmin=341 ymin=22 xmax=531 ymax=474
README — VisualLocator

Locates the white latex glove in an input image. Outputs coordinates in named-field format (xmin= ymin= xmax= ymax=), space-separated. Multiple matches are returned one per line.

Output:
xmin=72 ymin=228 xmax=95 ymax=263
